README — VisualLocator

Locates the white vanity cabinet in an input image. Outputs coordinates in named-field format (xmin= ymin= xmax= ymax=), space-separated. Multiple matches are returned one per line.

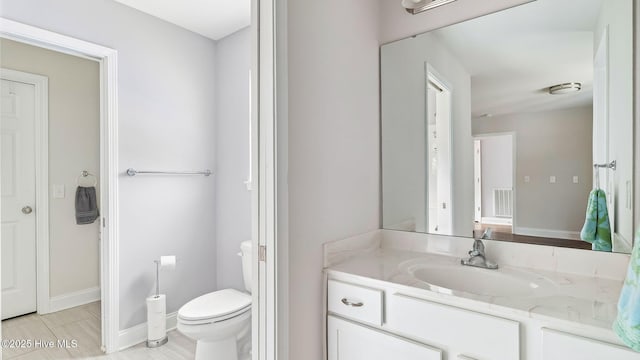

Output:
xmin=326 ymin=273 xmax=640 ymax=360
xmin=326 ymin=279 xmax=520 ymax=360
xmin=386 ymin=293 xmax=520 ymax=360
xmin=327 ymin=316 xmax=442 ymax=360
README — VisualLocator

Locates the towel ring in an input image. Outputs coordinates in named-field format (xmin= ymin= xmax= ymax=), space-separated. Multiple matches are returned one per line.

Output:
xmin=77 ymin=170 xmax=97 ymax=187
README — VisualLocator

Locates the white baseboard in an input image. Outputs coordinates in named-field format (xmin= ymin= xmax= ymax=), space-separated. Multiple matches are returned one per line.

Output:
xmin=48 ymin=286 xmax=100 ymax=313
xmin=481 ymin=217 xmax=512 ymax=226
xmin=515 ymin=227 xmax=580 ymax=240
xmin=118 ymin=312 xmax=177 ymax=351
xmin=613 ymin=233 xmax=632 ymax=253
xmin=387 ymin=218 xmax=416 ymax=232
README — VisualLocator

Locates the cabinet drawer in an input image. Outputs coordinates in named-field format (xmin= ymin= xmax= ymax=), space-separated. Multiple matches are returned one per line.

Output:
xmin=542 ymin=328 xmax=639 ymax=360
xmin=386 ymin=293 xmax=520 ymax=360
xmin=328 ymin=279 xmax=383 ymax=326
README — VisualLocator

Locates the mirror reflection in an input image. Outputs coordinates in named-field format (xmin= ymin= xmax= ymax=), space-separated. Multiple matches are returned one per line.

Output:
xmin=381 ymin=0 xmax=633 ymax=253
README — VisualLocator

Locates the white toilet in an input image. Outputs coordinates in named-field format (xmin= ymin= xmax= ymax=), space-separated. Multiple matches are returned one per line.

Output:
xmin=178 ymin=240 xmax=252 ymax=360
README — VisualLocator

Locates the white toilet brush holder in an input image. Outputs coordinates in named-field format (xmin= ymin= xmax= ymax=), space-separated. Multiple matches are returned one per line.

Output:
xmin=146 ymin=256 xmax=176 ymax=347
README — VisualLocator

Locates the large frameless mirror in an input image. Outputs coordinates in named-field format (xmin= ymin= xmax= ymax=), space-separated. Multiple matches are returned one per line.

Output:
xmin=381 ymin=0 xmax=634 ymax=253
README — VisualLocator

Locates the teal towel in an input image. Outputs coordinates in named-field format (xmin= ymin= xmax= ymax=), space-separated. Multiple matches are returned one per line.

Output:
xmin=580 ymin=189 xmax=612 ymax=252
xmin=613 ymin=229 xmax=640 ymax=352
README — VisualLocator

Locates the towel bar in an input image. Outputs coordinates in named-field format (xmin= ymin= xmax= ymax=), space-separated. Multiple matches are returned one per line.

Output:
xmin=126 ymin=168 xmax=212 ymax=177
xmin=593 ymin=161 xmax=616 ymax=170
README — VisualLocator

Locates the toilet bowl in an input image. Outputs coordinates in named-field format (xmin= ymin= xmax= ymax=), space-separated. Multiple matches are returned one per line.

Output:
xmin=177 ymin=241 xmax=252 ymax=360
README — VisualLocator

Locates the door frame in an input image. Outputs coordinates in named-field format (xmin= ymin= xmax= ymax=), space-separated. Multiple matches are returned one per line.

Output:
xmin=0 ymin=18 xmax=120 ymax=353
xmin=252 ymin=0 xmax=279 ymax=358
xmin=472 ymin=132 xmax=517 ymax=231
xmin=252 ymin=0 xmax=282 ymax=358
xmin=0 ymin=68 xmax=50 ymax=316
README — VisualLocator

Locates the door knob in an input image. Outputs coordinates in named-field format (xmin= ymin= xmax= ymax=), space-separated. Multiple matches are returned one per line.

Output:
xmin=21 ymin=206 xmax=33 ymax=215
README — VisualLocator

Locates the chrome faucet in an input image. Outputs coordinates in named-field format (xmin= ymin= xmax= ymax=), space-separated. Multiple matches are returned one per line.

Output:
xmin=461 ymin=229 xmax=498 ymax=269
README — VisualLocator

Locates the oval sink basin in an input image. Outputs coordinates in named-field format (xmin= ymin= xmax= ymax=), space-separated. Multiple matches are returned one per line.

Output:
xmin=408 ymin=264 xmax=553 ymax=297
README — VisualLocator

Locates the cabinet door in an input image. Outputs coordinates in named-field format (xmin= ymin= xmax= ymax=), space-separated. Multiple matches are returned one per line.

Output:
xmin=328 ymin=316 xmax=442 ymax=360
xmin=542 ymin=328 xmax=640 ymax=360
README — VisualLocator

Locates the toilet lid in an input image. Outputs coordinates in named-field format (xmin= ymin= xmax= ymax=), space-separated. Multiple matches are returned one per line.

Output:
xmin=178 ymin=289 xmax=252 ymax=321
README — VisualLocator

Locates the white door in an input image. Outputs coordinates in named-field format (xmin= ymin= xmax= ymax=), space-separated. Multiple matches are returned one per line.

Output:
xmin=473 ymin=140 xmax=482 ymax=223
xmin=426 ymin=83 xmax=439 ymax=233
xmin=1 ymin=78 xmax=38 ymax=320
xmin=327 ymin=316 xmax=442 ymax=360
xmin=426 ymin=65 xmax=453 ymax=235
xmin=593 ymin=30 xmax=614 ymax=235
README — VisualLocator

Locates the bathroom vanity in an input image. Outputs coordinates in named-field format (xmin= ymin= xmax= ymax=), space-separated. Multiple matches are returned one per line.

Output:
xmin=323 ymin=230 xmax=638 ymax=360
xmin=335 ymin=0 xmax=639 ymax=358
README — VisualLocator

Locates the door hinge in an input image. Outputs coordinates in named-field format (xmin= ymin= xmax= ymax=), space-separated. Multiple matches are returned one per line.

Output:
xmin=102 ymin=217 xmax=106 ymax=228
xmin=259 ymin=245 xmax=267 ymax=262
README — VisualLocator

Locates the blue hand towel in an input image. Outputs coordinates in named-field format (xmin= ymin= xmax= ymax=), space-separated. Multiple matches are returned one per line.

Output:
xmin=580 ymin=189 xmax=612 ymax=252
xmin=614 ymin=229 xmax=640 ymax=352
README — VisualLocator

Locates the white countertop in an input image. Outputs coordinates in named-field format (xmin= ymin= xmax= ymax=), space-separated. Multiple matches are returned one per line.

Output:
xmin=327 ymin=247 xmax=624 ymax=333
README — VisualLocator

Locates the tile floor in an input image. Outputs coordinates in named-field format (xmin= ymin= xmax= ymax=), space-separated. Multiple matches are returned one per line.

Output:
xmin=1 ymin=302 xmax=195 ymax=359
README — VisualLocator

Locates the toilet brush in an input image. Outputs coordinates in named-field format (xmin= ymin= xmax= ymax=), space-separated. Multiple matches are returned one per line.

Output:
xmin=146 ymin=256 xmax=176 ymax=348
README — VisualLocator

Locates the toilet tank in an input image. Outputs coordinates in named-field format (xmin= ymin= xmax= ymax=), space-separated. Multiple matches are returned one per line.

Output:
xmin=240 ymin=240 xmax=252 ymax=293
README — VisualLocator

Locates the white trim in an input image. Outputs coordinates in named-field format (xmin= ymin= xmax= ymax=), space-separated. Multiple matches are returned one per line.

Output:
xmin=0 ymin=18 xmax=120 ymax=354
xmin=515 ymin=227 xmax=581 ymax=241
xmin=49 ymin=287 xmax=100 ymax=313
xmin=0 ymin=69 xmax=50 ymax=315
xmin=117 ymin=312 xmax=177 ymax=351
xmin=481 ymin=217 xmax=512 ymax=226
xmin=253 ymin=0 xmax=278 ymax=359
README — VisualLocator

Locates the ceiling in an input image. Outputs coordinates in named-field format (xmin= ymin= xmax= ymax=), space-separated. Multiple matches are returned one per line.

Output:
xmin=431 ymin=0 xmax=604 ymax=118
xmin=114 ymin=0 xmax=250 ymax=40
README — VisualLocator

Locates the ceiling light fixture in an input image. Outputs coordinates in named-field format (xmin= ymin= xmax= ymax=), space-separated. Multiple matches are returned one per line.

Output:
xmin=401 ymin=0 xmax=458 ymax=14
xmin=548 ymin=82 xmax=582 ymax=95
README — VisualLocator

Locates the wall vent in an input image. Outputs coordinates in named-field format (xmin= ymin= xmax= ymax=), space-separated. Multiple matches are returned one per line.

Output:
xmin=493 ymin=188 xmax=513 ymax=218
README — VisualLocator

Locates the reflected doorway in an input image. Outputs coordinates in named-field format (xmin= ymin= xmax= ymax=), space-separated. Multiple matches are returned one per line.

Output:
xmin=473 ymin=134 xmax=515 ymax=239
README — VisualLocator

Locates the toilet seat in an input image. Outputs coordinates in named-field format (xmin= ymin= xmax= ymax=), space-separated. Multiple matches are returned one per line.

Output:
xmin=178 ymin=289 xmax=252 ymax=325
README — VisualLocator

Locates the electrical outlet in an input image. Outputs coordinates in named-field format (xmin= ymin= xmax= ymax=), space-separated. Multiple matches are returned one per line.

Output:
xmin=549 ymin=176 xmax=556 ymax=184
xmin=524 ymin=176 xmax=530 ymax=183
xmin=573 ymin=176 xmax=579 ymax=184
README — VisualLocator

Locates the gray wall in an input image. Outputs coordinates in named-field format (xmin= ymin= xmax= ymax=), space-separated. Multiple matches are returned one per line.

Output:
xmin=215 ymin=27 xmax=252 ymax=291
xmin=0 ymin=39 xmax=100 ymax=298
xmin=473 ymin=106 xmax=593 ymax=234
xmin=1 ymin=0 xmax=218 ymax=329
xmin=381 ymin=31 xmax=472 ymax=236
xmin=285 ymin=0 xmax=381 ymax=358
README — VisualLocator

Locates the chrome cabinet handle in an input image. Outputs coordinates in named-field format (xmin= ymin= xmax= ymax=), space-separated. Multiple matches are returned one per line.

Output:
xmin=21 ymin=206 xmax=33 ymax=215
xmin=341 ymin=298 xmax=363 ymax=307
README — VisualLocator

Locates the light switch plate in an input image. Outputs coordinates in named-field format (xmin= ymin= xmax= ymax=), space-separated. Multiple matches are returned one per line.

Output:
xmin=573 ymin=176 xmax=579 ymax=184
xmin=52 ymin=184 xmax=65 ymax=199
xmin=524 ymin=176 xmax=530 ymax=183
xmin=549 ymin=176 xmax=556 ymax=184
